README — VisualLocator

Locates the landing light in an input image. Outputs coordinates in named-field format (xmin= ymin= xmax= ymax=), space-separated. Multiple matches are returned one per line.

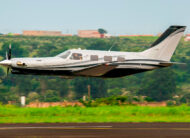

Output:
xmin=17 ymin=61 xmax=26 ymax=66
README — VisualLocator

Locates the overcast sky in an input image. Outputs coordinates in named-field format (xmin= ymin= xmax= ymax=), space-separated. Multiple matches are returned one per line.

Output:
xmin=0 ymin=0 xmax=189 ymax=35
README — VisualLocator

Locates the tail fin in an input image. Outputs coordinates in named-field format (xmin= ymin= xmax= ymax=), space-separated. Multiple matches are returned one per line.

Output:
xmin=141 ymin=25 xmax=186 ymax=61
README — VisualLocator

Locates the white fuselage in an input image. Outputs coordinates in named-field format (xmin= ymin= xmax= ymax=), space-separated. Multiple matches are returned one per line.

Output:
xmin=7 ymin=49 xmax=166 ymax=78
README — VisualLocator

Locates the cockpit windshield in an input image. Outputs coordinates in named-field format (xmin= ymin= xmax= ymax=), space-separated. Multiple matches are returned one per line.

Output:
xmin=56 ymin=51 xmax=71 ymax=59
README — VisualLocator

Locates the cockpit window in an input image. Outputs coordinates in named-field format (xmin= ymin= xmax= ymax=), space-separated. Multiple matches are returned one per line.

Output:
xmin=70 ymin=53 xmax=82 ymax=60
xmin=57 ymin=51 xmax=71 ymax=59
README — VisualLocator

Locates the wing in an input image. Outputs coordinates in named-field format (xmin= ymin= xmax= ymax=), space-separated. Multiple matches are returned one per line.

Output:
xmin=73 ymin=64 xmax=118 ymax=77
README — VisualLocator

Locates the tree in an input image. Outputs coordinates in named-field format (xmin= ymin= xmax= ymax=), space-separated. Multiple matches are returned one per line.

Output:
xmin=42 ymin=90 xmax=60 ymax=102
xmin=73 ymin=77 xmax=107 ymax=99
xmin=180 ymin=93 xmax=190 ymax=103
xmin=88 ymin=39 xmax=119 ymax=51
xmin=37 ymin=43 xmax=56 ymax=57
xmin=98 ymin=28 xmax=107 ymax=34
xmin=138 ymin=68 xmax=176 ymax=101
xmin=44 ymin=77 xmax=69 ymax=97
xmin=11 ymin=76 xmax=33 ymax=96
xmin=0 ymin=42 xmax=28 ymax=58
xmin=98 ymin=28 xmax=107 ymax=38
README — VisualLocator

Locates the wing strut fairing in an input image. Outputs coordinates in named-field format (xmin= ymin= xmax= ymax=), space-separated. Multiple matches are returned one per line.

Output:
xmin=73 ymin=64 xmax=118 ymax=77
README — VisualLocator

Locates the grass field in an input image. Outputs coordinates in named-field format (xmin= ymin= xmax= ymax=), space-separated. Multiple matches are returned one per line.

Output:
xmin=0 ymin=105 xmax=190 ymax=123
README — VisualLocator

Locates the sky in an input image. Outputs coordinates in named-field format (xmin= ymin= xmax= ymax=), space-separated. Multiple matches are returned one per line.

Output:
xmin=0 ymin=0 xmax=190 ymax=35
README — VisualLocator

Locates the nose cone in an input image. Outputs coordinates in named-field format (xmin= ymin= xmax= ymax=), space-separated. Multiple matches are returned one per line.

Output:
xmin=0 ymin=60 xmax=12 ymax=66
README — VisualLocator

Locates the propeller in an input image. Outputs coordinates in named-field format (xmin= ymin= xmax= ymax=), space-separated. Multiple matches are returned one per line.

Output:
xmin=8 ymin=44 xmax=11 ymax=60
xmin=6 ymin=44 xmax=12 ymax=76
xmin=7 ymin=67 xmax=9 ymax=76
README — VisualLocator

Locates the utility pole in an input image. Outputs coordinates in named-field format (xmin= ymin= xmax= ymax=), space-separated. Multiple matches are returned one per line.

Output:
xmin=87 ymin=85 xmax=91 ymax=100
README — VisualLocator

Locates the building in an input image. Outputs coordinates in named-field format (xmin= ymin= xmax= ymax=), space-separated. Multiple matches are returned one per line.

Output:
xmin=78 ymin=30 xmax=105 ymax=38
xmin=61 ymin=34 xmax=73 ymax=36
xmin=119 ymin=34 xmax=153 ymax=37
xmin=23 ymin=30 xmax=62 ymax=36
xmin=184 ymin=34 xmax=190 ymax=41
xmin=13 ymin=33 xmax=21 ymax=36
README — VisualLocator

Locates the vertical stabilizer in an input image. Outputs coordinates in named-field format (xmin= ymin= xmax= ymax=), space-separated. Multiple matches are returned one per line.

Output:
xmin=141 ymin=26 xmax=186 ymax=61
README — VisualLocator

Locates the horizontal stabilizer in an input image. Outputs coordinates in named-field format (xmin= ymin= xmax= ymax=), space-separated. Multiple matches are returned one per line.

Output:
xmin=159 ymin=61 xmax=186 ymax=67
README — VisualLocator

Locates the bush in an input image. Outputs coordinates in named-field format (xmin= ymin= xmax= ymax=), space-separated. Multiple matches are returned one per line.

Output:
xmin=144 ymin=97 xmax=154 ymax=102
xmin=41 ymin=90 xmax=61 ymax=102
xmin=167 ymin=100 xmax=176 ymax=106
xmin=107 ymin=88 xmax=122 ymax=96
xmin=80 ymin=96 xmax=128 ymax=107
xmin=180 ymin=93 xmax=190 ymax=104
xmin=28 ymin=92 xmax=39 ymax=102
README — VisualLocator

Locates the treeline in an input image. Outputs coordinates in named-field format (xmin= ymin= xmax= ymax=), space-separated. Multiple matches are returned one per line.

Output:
xmin=0 ymin=35 xmax=189 ymax=104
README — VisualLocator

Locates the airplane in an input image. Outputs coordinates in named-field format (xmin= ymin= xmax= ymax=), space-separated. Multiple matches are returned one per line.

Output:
xmin=0 ymin=25 xmax=186 ymax=78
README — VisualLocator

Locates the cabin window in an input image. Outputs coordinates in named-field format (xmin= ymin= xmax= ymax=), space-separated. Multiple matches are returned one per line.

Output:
xmin=117 ymin=56 xmax=125 ymax=62
xmin=104 ymin=56 xmax=112 ymax=62
xmin=70 ymin=53 xmax=83 ymax=60
xmin=90 ymin=55 xmax=98 ymax=61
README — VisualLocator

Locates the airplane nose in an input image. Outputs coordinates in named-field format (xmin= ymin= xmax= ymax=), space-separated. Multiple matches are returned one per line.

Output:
xmin=0 ymin=60 xmax=12 ymax=66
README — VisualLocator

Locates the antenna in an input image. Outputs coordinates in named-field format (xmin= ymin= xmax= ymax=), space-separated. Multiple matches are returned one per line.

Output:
xmin=108 ymin=45 xmax=115 ymax=51
xmin=108 ymin=38 xmax=117 ymax=51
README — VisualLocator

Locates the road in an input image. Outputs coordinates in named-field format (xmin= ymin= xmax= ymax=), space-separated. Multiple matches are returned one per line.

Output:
xmin=1 ymin=123 xmax=190 ymax=138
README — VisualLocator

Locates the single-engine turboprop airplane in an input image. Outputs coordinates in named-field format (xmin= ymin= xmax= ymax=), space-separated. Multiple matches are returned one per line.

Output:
xmin=0 ymin=25 xmax=186 ymax=78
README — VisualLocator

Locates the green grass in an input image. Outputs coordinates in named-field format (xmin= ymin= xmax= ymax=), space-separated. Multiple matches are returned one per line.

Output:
xmin=0 ymin=105 xmax=190 ymax=123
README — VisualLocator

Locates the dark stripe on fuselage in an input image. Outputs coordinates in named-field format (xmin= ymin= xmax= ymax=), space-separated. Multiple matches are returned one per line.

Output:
xmin=11 ymin=67 xmax=150 ymax=78
xmin=53 ymin=63 xmax=165 ymax=69
xmin=11 ymin=67 xmax=73 ymax=76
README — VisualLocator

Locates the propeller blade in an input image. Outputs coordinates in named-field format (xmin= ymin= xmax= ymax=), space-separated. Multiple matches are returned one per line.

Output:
xmin=6 ymin=67 xmax=9 ymax=76
xmin=8 ymin=44 xmax=11 ymax=60
xmin=6 ymin=51 xmax=8 ymax=60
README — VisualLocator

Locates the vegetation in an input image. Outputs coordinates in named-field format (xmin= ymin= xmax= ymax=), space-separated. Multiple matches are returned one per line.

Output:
xmin=0 ymin=105 xmax=190 ymax=123
xmin=0 ymin=35 xmax=189 ymax=104
xmin=138 ymin=68 xmax=176 ymax=101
